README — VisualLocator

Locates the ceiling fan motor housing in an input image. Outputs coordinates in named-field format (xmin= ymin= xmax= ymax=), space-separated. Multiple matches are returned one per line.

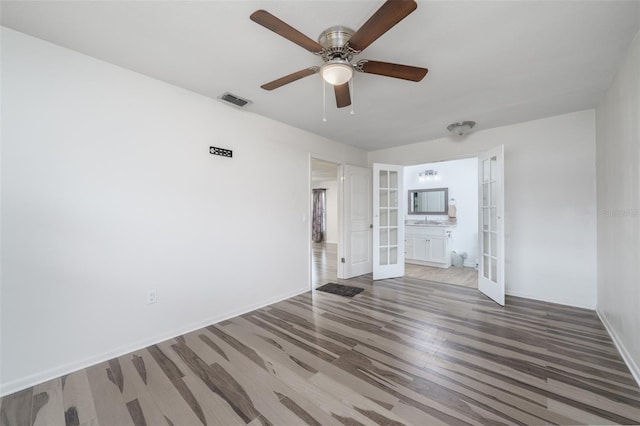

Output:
xmin=318 ymin=26 xmax=356 ymax=61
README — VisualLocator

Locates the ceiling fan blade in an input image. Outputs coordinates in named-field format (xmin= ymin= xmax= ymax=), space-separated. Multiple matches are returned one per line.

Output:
xmin=334 ymin=83 xmax=351 ymax=108
xmin=250 ymin=10 xmax=324 ymax=53
xmin=359 ymin=60 xmax=428 ymax=82
xmin=348 ymin=0 xmax=417 ymax=52
xmin=261 ymin=67 xmax=319 ymax=91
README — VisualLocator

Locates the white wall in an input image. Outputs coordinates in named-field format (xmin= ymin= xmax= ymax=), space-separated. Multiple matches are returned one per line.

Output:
xmin=595 ymin=27 xmax=640 ymax=384
xmin=404 ymin=158 xmax=478 ymax=266
xmin=0 ymin=28 xmax=366 ymax=395
xmin=312 ymin=180 xmax=338 ymax=244
xmin=369 ymin=109 xmax=598 ymax=309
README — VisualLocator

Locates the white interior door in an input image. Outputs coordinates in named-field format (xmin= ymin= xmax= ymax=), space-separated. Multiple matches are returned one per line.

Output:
xmin=478 ymin=145 xmax=505 ymax=305
xmin=338 ymin=165 xmax=372 ymax=279
xmin=373 ymin=164 xmax=404 ymax=280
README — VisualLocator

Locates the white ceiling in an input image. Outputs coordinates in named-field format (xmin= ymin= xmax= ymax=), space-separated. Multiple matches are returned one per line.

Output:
xmin=2 ymin=1 xmax=638 ymax=151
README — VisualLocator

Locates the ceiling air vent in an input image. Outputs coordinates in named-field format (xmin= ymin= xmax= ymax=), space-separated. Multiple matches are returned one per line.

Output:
xmin=218 ymin=92 xmax=252 ymax=109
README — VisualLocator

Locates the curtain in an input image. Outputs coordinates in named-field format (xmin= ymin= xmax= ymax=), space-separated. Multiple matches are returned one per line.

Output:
xmin=312 ymin=188 xmax=326 ymax=243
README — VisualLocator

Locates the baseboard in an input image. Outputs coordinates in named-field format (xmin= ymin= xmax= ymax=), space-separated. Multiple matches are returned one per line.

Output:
xmin=0 ymin=286 xmax=309 ymax=397
xmin=505 ymin=289 xmax=595 ymax=310
xmin=596 ymin=307 xmax=640 ymax=387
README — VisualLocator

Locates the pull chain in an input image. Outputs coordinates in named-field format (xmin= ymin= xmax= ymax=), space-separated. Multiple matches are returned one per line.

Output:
xmin=322 ymin=79 xmax=327 ymax=122
xmin=350 ymin=78 xmax=355 ymax=115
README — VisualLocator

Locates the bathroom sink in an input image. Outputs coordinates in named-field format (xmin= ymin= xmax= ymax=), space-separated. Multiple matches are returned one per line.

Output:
xmin=405 ymin=219 xmax=446 ymax=226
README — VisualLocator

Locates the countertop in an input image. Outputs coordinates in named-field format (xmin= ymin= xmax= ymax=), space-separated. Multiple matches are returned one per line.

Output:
xmin=405 ymin=219 xmax=457 ymax=228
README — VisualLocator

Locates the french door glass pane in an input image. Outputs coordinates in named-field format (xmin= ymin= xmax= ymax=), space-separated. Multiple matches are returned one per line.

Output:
xmin=389 ymin=171 xmax=398 ymax=188
xmin=483 ymin=208 xmax=489 ymax=230
xmin=491 ymin=257 xmax=497 ymax=283
xmin=380 ymin=190 xmax=388 ymax=207
xmin=380 ymin=229 xmax=388 ymax=245
xmin=379 ymin=248 xmax=388 ymax=265
xmin=490 ymin=207 xmax=497 ymax=230
xmin=380 ymin=170 xmax=388 ymax=188
xmin=483 ymin=183 xmax=489 ymax=206
xmin=483 ymin=255 xmax=490 ymax=279
xmin=390 ymin=247 xmax=398 ymax=264
xmin=380 ymin=209 xmax=388 ymax=226
xmin=389 ymin=209 xmax=398 ymax=224
xmin=389 ymin=227 xmax=398 ymax=245
xmin=490 ymin=232 xmax=497 ymax=257
xmin=389 ymin=190 xmax=398 ymax=207
xmin=483 ymin=231 xmax=490 ymax=253
xmin=490 ymin=181 xmax=496 ymax=206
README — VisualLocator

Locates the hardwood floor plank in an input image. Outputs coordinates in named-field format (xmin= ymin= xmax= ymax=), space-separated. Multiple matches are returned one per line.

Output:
xmin=61 ymin=370 xmax=98 ymax=426
xmin=85 ymin=362 xmax=134 ymax=426
xmin=0 ymin=388 xmax=32 ymax=426
xmin=131 ymin=355 xmax=147 ymax=385
xmin=391 ymin=401 xmax=448 ymax=426
xmin=118 ymin=354 xmax=172 ymax=426
xmin=124 ymin=399 xmax=145 ymax=426
xmin=31 ymin=378 xmax=65 ymax=426
xmin=132 ymin=348 xmax=206 ymax=425
xmin=146 ymin=344 xmax=206 ymax=425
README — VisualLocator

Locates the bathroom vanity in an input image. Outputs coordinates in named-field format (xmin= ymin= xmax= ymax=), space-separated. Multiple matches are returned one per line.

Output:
xmin=405 ymin=219 xmax=456 ymax=268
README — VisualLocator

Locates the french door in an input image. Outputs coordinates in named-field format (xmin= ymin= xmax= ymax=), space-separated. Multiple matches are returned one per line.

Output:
xmin=478 ymin=145 xmax=505 ymax=305
xmin=373 ymin=164 xmax=405 ymax=280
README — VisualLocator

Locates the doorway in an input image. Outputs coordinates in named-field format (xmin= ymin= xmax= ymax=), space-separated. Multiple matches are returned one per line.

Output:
xmin=310 ymin=158 xmax=340 ymax=288
xmin=403 ymin=157 xmax=479 ymax=288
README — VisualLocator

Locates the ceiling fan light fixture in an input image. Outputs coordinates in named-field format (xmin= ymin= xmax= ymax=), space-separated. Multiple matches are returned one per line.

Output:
xmin=321 ymin=60 xmax=353 ymax=85
xmin=447 ymin=121 xmax=476 ymax=136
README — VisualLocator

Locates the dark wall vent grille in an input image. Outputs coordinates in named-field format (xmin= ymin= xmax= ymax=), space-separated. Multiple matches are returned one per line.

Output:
xmin=218 ymin=92 xmax=252 ymax=108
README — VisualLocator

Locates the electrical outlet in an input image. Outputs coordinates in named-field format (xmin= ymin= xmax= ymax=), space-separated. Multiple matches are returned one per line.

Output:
xmin=147 ymin=289 xmax=157 ymax=304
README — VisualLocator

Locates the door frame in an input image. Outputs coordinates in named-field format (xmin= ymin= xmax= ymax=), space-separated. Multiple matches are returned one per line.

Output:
xmin=399 ymin=154 xmax=483 ymax=280
xmin=308 ymin=155 xmax=343 ymax=289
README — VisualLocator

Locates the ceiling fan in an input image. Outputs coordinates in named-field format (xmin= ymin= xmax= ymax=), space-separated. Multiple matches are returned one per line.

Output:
xmin=250 ymin=0 xmax=428 ymax=109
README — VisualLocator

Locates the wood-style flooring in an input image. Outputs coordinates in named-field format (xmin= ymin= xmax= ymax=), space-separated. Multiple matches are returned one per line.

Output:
xmin=313 ymin=242 xmax=478 ymax=289
xmin=404 ymin=263 xmax=477 ymax=288
xmin=3 ymin=273 xmax=640 ymax=424
xmin=312 ymin=242 xmax=341 ymax=288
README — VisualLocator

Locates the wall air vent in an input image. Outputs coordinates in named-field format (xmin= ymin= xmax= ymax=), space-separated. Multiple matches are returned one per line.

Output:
xmin=217 ymin=92 xmax=252 ymax=109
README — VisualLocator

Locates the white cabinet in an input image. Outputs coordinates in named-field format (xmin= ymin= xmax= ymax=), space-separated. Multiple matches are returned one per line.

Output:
xmin=405 ymin=226 xmax=451 ymax=268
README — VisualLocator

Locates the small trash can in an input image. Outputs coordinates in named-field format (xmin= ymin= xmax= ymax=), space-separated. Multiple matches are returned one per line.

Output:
xmin=451 ymin=251 xmax=467 ymax=267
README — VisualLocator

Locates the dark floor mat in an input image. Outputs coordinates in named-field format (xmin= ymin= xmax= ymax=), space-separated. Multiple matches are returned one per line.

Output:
xmin=316 ymin=283 xmax=364 ymax=297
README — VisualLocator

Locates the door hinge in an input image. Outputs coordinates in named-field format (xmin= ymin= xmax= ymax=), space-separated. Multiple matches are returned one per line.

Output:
xmin=341 ymin=257 xmax=345 ymax=263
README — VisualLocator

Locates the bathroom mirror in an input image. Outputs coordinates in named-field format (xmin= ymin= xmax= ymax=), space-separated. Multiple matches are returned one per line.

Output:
xmin=408 ymin=188 xmax=449 ymax=215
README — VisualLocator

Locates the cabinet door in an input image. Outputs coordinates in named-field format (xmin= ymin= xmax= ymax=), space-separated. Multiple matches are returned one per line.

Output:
xmin=404 ymin=235 xmax=414 ymax=259
xmin=428 ymin=236 xmax=447 ymax=263
xmin=412 ymin=235 xmax=428 ymax=261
